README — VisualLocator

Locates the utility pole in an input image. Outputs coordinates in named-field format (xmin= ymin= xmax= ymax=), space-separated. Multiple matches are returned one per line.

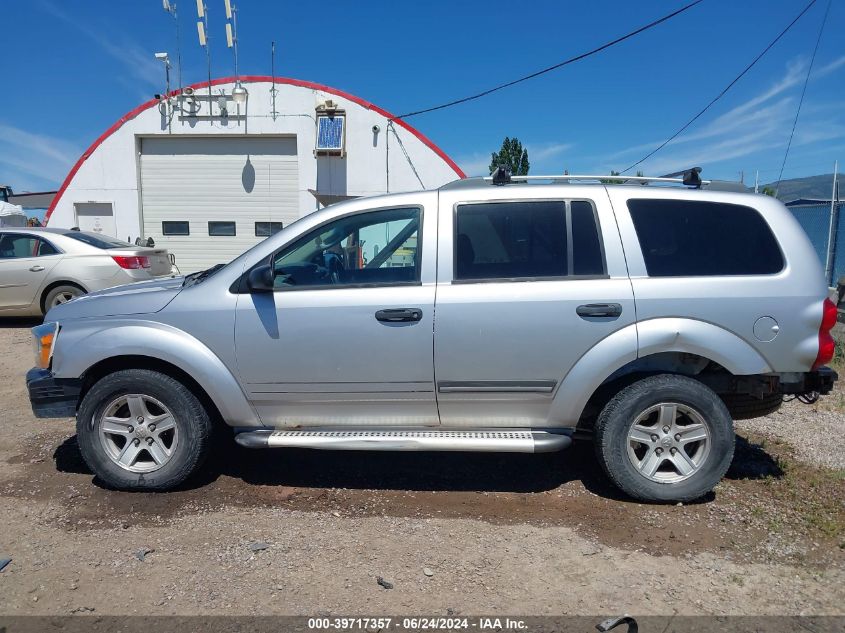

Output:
xmin=754 ymin=170 xmax=759 ymax=193
xmin=824 ymin=160 xmax=839 ymax=286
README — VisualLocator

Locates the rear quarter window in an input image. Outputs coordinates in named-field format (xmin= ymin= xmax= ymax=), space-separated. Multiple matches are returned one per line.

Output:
xmin=627 ymin=199 xmax=784 ymax=277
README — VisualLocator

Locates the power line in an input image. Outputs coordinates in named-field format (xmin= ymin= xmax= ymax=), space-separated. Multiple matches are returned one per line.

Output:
xmin=620 ymin=0 xmax=819 ymax=174
xmin=774 ymin=0 xmax=832 ymax=197
xmin=393 ymin=0 xmax=706 ymax=120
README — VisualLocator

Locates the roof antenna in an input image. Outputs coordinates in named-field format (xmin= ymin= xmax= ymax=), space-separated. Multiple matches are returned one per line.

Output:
xmin=491 ymin=165 xmax=512 ymax=186
xmin=224 ymin=0 xmax=248 ymax=109
xmin=162 ymin=0 xmax=183 ymax=91
xmin=270 ymin=41 xmax=279 ymax=121
xmin=195 ymin=0 xmax=212 ymax=106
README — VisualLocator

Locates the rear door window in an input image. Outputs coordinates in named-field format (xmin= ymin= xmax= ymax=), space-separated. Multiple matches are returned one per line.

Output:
xmin=454 ymin=200 xmax=605 ymax=281
xmin=627 ymin=199 xmax=784 ymax=277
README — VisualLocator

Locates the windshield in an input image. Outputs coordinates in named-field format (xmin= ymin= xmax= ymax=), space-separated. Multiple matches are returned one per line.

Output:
xmin=63 ymin=231 xmax=133 ymax=249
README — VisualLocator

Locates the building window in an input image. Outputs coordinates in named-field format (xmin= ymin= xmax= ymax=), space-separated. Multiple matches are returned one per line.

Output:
xmin=208 ymin=221 xmax=236 ymax=237
xmin=162 ymin=221 xmax=190 ymax=236
xmin=627 ymin=199 xmax=784 ymax=276
xmin=255 ymin=222 xmax=284 ymax=237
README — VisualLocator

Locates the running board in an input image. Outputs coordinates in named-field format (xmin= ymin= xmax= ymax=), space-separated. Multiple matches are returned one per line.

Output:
xmin=234 ymin=429 xmax=571 ymax=453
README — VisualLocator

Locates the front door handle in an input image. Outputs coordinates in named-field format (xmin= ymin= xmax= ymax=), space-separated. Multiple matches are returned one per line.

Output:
xmin=29 ymin=265 xmax=45 ymax=272
xmin=576 ymin=303 xmax=622 ymax=318
xmin=375 ymin=308 xmax=422 ymax=323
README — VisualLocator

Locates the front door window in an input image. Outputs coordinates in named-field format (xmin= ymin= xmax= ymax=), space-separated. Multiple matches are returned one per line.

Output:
xmin=271 ymin=207 xmax=421 ymax=289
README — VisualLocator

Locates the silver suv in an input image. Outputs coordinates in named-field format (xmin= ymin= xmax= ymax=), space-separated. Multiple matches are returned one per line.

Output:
xmin=26 ymin=171 xmax=838 ymax=502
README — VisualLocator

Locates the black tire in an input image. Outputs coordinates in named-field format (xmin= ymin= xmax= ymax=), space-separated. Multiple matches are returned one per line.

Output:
xmin=43 ymin=284 xmax=84 ymax=313
xmin=76 ymin=369 xmax=212 ymax=491
xmin=720 ymin=391 xmax=783 ymax=420
xmin=595 ymin=374 xmax=735 ymax=503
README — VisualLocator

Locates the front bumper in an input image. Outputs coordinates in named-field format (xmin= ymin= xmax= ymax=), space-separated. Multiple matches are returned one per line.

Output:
xmin=26 ymin=367 xmax=82 ymax=418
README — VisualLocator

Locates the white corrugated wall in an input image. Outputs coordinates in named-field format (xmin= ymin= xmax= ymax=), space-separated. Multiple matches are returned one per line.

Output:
xmin=140 ymin=136 xmax=299 ymax=272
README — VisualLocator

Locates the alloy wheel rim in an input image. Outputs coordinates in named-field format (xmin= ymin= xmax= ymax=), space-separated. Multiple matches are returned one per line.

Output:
xmin=626 ymin=402 xmax=711 ymax=483
xmin=50 ymin=291 xmax=77 ymax=307
xmin=97 ymin=394 xmax=179 ymax=473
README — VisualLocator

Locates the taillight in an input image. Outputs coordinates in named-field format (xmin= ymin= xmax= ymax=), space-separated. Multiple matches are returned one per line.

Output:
xmin=112 ymin=255 xmax=151 ymax=270
xmin=812 ymin=298 xmax=838 ymax=370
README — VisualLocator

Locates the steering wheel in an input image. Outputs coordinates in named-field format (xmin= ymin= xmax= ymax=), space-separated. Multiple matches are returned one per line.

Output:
xmin=323 ymin=252 xmax=345 ymax=284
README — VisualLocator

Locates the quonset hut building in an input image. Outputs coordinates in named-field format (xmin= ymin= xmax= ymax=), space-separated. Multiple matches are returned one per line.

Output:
xmin=45 ymin=77 xmax=465 ymax=272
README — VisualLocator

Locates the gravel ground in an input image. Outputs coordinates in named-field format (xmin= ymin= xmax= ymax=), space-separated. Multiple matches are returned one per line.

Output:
xmin=0 ymin=322 xmax=843 ymax=616
xmin=738 ymin=401 xmax=845 ymax=470
xmin=738 ymin=325 xmax=845 ymax=470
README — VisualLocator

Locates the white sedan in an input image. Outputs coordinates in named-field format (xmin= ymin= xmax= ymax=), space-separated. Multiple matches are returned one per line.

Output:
xmin=0 ymin=228 xmax=173 ymax=316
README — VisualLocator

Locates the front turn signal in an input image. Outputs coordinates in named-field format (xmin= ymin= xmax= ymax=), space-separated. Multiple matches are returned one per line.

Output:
xmin=32 ymin=322 xmax=59 ymax=369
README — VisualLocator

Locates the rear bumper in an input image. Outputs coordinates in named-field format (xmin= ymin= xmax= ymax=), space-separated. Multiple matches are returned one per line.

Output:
xmin=26 ymin=367 xmax=81 ymax=418
xmin=781 ymin=367 xmax=838 ymax=396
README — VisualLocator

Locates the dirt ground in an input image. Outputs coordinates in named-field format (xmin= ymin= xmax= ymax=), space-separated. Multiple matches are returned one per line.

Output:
xmin=0 ymin=321 xmax=843 ymax=616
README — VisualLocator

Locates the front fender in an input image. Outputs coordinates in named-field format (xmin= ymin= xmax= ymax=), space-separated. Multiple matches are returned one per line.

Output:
xmin=52 ymin=319 xmax=260 ymax=427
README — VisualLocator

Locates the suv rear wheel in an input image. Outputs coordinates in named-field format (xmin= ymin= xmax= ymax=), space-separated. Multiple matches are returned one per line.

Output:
xmin=76 ymin=369 xmax=211 ymax=491
xmin=595 ymin=374 xmax=734 ymax=503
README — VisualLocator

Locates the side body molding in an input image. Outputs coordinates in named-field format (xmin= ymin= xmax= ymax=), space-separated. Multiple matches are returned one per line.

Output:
xmin=51 ymin=320 xmax=260 ymax=427
xmin=547 ymin=318 xmax=772 ymax=427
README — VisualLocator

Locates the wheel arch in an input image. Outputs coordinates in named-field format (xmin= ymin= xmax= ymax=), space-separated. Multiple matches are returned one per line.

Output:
xmin=53 ymin=321 xmax=261 ymax=427
xmin=79 ymin=355 xmax=224 ymax=427
xmin=40 ymin=280 xmax=87 ymax=314
xmin=549 ymin=318 xmax=772 ymax=429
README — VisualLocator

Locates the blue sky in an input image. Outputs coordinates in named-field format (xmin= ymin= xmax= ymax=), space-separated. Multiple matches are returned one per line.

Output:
xmin=2 ymin=0 xmax=844 ymax=193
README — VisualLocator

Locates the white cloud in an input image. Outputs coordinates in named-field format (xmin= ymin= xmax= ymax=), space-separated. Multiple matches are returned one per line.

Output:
xmin=525 ymin=142 xmax=573 ymax=169
xmin=595 ymin=55 xmax=845 ymax=175
xmin=0 ymin=123 xmax=82 ymax=192
xmin=37 ymin=0 xmax=163 ymax=91
xmin=457 ymin=152 xmax=493 ymax=177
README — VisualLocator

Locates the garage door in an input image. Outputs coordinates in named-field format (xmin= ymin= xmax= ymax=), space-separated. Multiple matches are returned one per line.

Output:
xmin=140 ymin=136 xmax=299 ymax=273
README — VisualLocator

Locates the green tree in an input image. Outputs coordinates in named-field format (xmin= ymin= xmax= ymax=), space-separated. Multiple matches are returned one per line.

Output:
xmin=489 ymin=137 xmax=529 ymax=176
xmin=760 ymin=186 xmax=776 ymax=197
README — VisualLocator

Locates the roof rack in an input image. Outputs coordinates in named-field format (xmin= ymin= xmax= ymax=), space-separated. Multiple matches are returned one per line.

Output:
xmin=452 ymin=166 xmax=748 ymax=193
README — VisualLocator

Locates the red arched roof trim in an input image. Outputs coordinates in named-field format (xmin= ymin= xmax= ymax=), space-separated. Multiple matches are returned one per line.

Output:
xmin=45 ymin=75 xmax=465 ymax=224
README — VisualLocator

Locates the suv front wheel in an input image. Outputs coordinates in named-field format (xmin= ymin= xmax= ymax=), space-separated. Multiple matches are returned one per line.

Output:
xmin=76 ymin=369 xmax=212 ymax=491
xmin=595 ymin=374 xmax=735 ymax=503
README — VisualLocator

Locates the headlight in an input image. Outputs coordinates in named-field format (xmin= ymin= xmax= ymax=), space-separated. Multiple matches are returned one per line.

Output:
xmin=32 ymin=322 xmax=59 ymax=369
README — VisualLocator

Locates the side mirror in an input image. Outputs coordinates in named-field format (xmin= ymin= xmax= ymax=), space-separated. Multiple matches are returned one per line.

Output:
xmin=247 ymin=263 xmax=275 ymax=292
xmin=146 ymin=237 xmax=155 ymax=247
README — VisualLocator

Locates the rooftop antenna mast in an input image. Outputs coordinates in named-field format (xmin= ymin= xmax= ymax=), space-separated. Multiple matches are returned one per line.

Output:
xmin=162 ymin=0 xmax=183 ymax=91
xmin=195 ymin=0 xmax=212 ymax=102
xmin=270 ymin=40 xmax=279 ymax=120
xmin=224 ymin=0 xmax=248 ymax=107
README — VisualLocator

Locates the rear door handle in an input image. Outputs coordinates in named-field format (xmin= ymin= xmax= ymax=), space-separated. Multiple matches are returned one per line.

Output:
xmin=29 ymin=265 xmax=45 ymax=272
xmin=375 ymin=308 xmax=422 ymax=322
xmin=576 ymin=303 xmax=622 ymax=318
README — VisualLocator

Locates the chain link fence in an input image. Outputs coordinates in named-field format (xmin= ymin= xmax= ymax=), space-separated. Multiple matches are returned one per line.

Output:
xmin=786 ymin=202 xmax=842 ymax=286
